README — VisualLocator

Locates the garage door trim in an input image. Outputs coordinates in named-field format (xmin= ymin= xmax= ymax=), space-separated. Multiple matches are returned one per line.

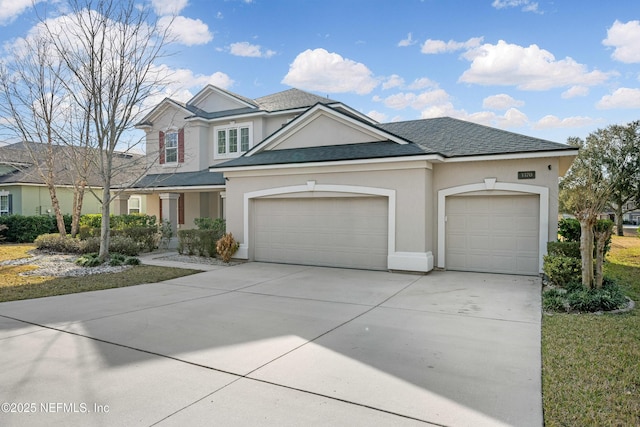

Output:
xmin=437 ymin=179 xmax=549 ymax=274
xmin=238 ymin=183 xmax=396 ymax=263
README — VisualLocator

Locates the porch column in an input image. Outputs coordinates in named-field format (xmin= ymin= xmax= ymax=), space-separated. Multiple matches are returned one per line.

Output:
xmin=112 ymin=194 xmax=130 ymax=215
xmin=159 ymin=192 xmax=180 ymax=236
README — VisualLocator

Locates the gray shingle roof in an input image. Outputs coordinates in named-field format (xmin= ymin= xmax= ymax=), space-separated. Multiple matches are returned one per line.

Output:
xmin=211 ymin=141 xmax=425 ymax=168
xmin=254 ymin=89 xmax=338 ymax=112
xmin=377 ymin=117 xmax=573 ymax=157
xmin=132 ymin=170 xmax=225 ymax=188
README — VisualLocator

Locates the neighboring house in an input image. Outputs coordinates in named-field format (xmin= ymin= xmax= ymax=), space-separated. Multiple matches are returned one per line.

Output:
xmin=0 ymin=141 xmax=146 ymax=217
xmin=136 ymin=85 xmax=578 ymax=276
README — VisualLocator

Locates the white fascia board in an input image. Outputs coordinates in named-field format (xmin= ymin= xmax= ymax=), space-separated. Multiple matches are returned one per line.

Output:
xmin=210 ymin=154 xmax=443 ymax=173
xmin=136 ymin=99 xmax=191 ymax=129
xmin=441 ymin=149 xmax=579 ymax=163
xmin=326 ymin=102 xmax=379 ymax=125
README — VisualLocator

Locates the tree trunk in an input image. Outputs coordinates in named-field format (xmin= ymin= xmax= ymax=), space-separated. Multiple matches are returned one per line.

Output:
xmin=615 ymin=204 xmax=624 ymax=236
xmin=47 ymin=183 xmax=67 ymax=237
xmin=579 ymin=218 xmax=595 ymax=289
xmin=98 ymin=186 xmax=111 ymax=262
xmin=71 ymin=181 xmax=86 ymax=237
xmin=594 ymin=232 xmax=608 ymax=289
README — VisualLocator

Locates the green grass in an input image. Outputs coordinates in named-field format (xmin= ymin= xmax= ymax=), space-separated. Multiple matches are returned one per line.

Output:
xmin=0 ymin=244 xmax=202 ymax=303
xmin=542 ymin=235 xmax=640 ymax=426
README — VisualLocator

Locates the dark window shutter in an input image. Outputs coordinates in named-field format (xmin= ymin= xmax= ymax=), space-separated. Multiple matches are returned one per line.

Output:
xmin=159 ymin=131 xmax=165 ymax=164
xmin=178 ymin=128 xmax=185 ymax=163
xmin=7 ymin=194 xmax=12 ymax=214
xmin=178 ymin=193 xmax=185 ymax=225
xmin=159 ymin=198 xmax=163 ymax=221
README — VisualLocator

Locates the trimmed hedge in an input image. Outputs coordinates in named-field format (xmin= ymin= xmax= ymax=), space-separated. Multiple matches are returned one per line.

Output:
xmin=543 ymin=254 xmax=582 ymax=288
xmin=34 ymin=233 xmax=139 ymax=256
xmin=79 ymin=213 xmax=156 ymax=229
xmin=0 ymin=214 xmax=72 ymax=243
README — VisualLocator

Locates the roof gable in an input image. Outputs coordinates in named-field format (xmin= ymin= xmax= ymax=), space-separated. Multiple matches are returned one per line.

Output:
xmin=187 ymin=85 xmax=257 ymax=112
xmin=136 ymin=98 xmax=191 ymax=128
xmin=248 ymin=104 xmax=408 ymax=155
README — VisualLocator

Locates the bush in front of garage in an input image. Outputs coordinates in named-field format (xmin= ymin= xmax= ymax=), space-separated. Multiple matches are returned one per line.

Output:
xmin=177 ymin=218 xmax=226 ymax=257
xmin=542 ymin=236 xmax=628 ymax=313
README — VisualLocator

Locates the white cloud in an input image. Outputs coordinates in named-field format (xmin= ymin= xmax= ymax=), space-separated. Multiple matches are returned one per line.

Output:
xmin=597 ymin=87 xmax=640 ymax=109
xmin=603 ymin=20 xmax=640 ymax=63
xmin=491 ymin=0 xmax=541 ymax=13
xmin=151 ymin=0 xmax=189 ymax=16
xmin=380 ymin=89 xmax=451 ymax=111
xmin=147 ymin=64 xmax=234 ymax=105
xmin=482 ymin=94 xmax=524 ymax=110
xmin=0 ymin=0 xmax=43 ymax=25
xmin=460 ymin=40 xmax=612 ymax=90
xmin=282 ymin=48 xmax=379 ymax=95
xmin=421 ymin=36 xmax=483 ymax=54
xmin=367 ymin=110 xmax=387 ymax=122
xmin=533 ymin=115 xmax=596 ymax=129
xmin=398 ymin=33 xmax=416 ymax=47
xmin=382 ymin=74 xmax=405 ymax=90
xmin=561 ymin=85 xmax=589 ymax=99
xmin=159 ymin=16 xmax=212 ymax=46
xmin=229 ymin=42 xmax=276 ymax=58
xmin=407 ymin=77 xmax=438 ymax=90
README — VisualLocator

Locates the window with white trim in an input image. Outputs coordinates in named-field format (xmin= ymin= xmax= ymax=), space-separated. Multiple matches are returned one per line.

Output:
xmin=165 ymin=131 xmax=178 ymax=163
xmin=214 ymin=123 xmax=252 ymax=159
xmin=0 ymin=193 xmax=11 ymax=216
xmin=128 ymin=196 xmax=141 ymax=214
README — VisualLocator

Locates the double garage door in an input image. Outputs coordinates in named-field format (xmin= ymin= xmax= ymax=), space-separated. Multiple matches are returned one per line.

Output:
xmin=253 ymin=197 xmax=388 ymax=270
xmin=446 ymin=195 xmax=540 ymax=275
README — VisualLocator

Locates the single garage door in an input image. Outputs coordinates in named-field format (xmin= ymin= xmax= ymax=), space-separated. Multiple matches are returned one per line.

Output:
xmin=253 ymin=197 xmax=388 ymax=270
xmin=446 ymin=195 xmax=539 ymax=275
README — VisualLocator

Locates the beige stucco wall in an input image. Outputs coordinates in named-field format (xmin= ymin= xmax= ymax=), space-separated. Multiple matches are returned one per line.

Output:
xmin=273 ymin=114 xmax=385 ymax=150
xmin=431 ymin=156 xmax=561 ymax=251
xmin=224 ymin=161 xmax=433 ymax=258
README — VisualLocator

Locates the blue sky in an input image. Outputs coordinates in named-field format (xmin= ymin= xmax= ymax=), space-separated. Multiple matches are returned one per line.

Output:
xmin=1 ymin=0 xmax=640 ymax=143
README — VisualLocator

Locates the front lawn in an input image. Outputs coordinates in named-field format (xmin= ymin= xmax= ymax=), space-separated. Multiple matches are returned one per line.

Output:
xmin=0 ymin=244 xmax=202 ymax=303
xmin=542 ymin=235 xmax=640 ymax=426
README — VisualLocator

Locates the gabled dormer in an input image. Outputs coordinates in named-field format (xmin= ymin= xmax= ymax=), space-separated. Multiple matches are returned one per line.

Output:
xmin=247 ymin=103 xmax=409 ymax=155
xmin=187 ymin=85 xmax=258 ymax=114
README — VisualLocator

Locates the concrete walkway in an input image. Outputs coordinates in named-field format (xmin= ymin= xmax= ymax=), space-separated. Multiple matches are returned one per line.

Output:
xmin=0 ymin=261 xmax=542 ymax=426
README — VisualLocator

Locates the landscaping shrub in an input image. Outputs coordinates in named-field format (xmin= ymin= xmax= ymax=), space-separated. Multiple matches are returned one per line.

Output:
xmin=0 ymin=215 xmax=57 ymax=243
xmin=543 ymin=277 xmax=628 ymax=313
xmin=112 ymin=226 xmax=158 ymax=252
xmin=177 ymin=229 xmax=199 ymax=255
xmin=79 ymin=213 xmax=157 ymax=230
xmin=543 ymin=255 xmax=582 ymax=288
xmin=556 ymin=217 xmax=612 ymax=256
xmin=194 ymin=217 xmax=225 ymax=232
xmin=34 ymin=233 xmax=85 ymax=253
xmin=216 ymin=232 xmax=239 ymax=263
xmin=108 ymin=236 xmax=140 ymax=256
xmin=558 ymin=218 xmax=581 ymax=242
xmin=75 ymin=253 xmax=103 ymax=267
xmin=547 ymin=241 xmax=581 ymax=258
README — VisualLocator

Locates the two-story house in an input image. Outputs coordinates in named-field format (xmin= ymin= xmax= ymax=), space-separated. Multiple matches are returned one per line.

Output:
xmin=135 ymin=85 xmax=578 ymax=276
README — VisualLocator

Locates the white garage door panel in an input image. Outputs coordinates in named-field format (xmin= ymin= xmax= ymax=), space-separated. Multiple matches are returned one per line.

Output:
xmin=446 ymin=195 xmax=539 ymax=275
xmin=253 ymin=197 xmax=388 ymax=270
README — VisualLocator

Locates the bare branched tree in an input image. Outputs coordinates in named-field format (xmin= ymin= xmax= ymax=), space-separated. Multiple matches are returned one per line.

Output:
xmin=0 ymin=30 xmax=71 ymax=235
xmin=39 ymin=0 xmax=171 ymax=260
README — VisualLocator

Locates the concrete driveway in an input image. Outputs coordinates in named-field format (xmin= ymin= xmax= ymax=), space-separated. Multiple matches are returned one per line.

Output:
xmin=0 ymin=262 xmax=542 ymax=427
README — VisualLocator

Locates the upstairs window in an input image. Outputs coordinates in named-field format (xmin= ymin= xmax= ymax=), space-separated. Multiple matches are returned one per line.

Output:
xmin=215 ymin=123 xmax=252 ymax=159
xmin=159 ymin=129 xmax=184 ymax=165
xmin=165 ymin=132 xmax=178 ymax=163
